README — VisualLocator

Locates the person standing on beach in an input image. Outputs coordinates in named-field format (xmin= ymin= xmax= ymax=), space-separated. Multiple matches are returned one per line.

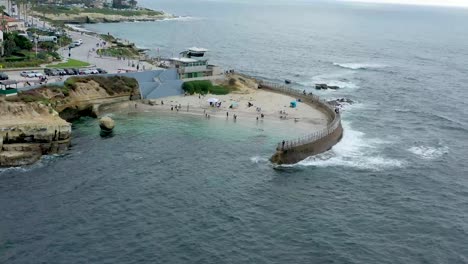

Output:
xmin=282 ymin=140 xmax=285 ymax=150
xmin=226 ymin=112 xmax=229 ymax=117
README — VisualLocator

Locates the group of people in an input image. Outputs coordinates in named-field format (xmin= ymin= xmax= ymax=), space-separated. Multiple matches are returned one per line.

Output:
xmin=210 ymin=101 xmax=222 ymax=108
xmin=171 ymin=104 xmax=183 ymax=112
xmin=279 ymin=110 xmax=288 ymax=119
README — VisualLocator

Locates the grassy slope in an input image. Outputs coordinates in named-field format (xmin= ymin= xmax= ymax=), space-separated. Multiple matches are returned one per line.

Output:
xmin=46 ymin=59 xmax=90 ymax=68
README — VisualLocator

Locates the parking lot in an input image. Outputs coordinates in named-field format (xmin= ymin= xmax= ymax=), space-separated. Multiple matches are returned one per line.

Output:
xmin=1 ymin=25 xmax=157 ymax=87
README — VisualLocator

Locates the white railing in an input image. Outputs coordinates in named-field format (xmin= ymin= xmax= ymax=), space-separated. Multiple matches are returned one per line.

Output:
xmin=257 ymin=81 xmax=342 ymax=151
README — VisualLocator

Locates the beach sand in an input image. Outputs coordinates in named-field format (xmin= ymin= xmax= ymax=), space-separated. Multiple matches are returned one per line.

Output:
xmin=103 ymin=88 xmax=330 ymax=134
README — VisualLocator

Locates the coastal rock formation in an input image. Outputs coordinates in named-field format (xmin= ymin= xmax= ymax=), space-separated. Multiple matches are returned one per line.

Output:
xmin=315 ymin=84 xmax=340 ymax=90
xmin=0 ymin=76 xmax=140 ymax=167
xmin=0 ymin=100 xmax=72 ymax=167
xmin=99 ymin=117 xmax=115 ymax=131
xmin=32 ymin=10 xmax=175 ymax=24
xmin=328 ymin=98 xmax=354 ymax=107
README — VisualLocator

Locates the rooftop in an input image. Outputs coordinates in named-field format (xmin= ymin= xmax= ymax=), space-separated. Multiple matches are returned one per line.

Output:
xmin=170 ymin=57 xmax=199 ymax=63
xmin=187 ymin=47 xmax=208 ymax=52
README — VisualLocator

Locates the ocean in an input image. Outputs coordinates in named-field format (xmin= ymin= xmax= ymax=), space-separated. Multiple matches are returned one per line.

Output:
xmin=1 ymin=0 xmax=468 ymax=263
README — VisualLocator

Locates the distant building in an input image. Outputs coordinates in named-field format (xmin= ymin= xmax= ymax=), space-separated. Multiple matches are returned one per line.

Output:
xmin=112 ymin=0 xmax=137 ymax=9
xmin=170 ymin=48 xmax=223 ymax=79
xmin=0 ymin=15 xmax=26 ymax=32
xmin=90 ymin=0 xmax=106 ymax=8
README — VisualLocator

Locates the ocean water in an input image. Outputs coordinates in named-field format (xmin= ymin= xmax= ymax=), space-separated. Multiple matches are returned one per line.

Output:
xmin=2 ymin=0 xmax=468 ymax=263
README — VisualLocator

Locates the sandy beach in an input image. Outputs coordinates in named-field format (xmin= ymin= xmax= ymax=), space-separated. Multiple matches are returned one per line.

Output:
xmin=103 ymin=86 xmax=331 ymax=134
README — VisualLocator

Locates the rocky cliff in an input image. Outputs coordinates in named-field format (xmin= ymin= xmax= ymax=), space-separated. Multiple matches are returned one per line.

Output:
xmin=0 ymin=75 xmax=140 ymax=167
xmin=34 ymin=11 xmax=174 ymax=24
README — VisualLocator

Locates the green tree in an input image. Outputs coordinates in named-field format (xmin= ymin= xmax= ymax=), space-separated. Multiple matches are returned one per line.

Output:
xmin=14 ymin=34 xmax=32 ymax=50
xmin=3 ymin=34 xmax=16 ymax=56
xmin=38 ymin=41 xmax=56 ymax=52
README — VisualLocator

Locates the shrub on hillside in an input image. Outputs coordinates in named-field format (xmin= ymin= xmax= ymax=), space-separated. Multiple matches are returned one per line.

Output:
xmin=209 ymin=85 xmax=230 ymax=95
xmin=65 ymin=76 xmax=138 ymax=96
xmin=182 ymin=80 xmax=211 ymax=95
xmin=182 ymin=80 xmax=231 ymax=95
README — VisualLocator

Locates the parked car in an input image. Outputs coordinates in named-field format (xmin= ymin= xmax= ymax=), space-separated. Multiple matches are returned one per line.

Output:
xmin=96 ymin=68 xmax=108 ymax=74
xmin=68 ymin=43 xmax=76 ymax=49
xmin=70 ymin=68 xmax=80 ymax=75
xmin=44 ymin=68 xmax=59 ymax=76
xmin=56 ymin=69 xmax=67 ymax=76
xmin=50 ymin=69 xmax=60 ymax=76
xmin=64 ymin=68 xmax=76 ymax=75
xmin=83 ymin=69 xmax=94 ymax=75
xmin=90 ymin=69 xmax=99 ymax=74
xmin=0 ymin=72 xmax=9 ymax=80
xmin=20 ymin=71 xmax=42 ymax=78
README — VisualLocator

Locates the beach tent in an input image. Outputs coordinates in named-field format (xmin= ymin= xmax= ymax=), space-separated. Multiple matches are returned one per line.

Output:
xmin=290 ymin=101 xmax=297 ymax=108
xmin=207 ymin=98 xmax=219 ymax=103
xmin=230 ymin=102 xmax=239 ymax=109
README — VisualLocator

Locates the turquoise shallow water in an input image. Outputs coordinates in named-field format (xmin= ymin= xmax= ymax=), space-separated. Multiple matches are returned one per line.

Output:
xmin=2 ymin=0 xmax=468 ymax=263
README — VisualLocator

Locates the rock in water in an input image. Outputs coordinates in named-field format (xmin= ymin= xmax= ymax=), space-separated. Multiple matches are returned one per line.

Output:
xmin=99 ymin=116 xmax=115 ymax=132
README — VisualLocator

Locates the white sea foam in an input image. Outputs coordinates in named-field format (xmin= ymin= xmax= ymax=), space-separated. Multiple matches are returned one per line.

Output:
xmin=293 ymin=122 xmax=404 ymax=171
xmin=0 ymin=155 xmax=59 ymax=175
xmin=303 ymin=72 xmax=359 ymax=89
xmin=333 ymin=62 xmax=387 ymax=70
xmin=408 ymin=146 xmax=449 ymax=160
xmin=159 ymin=16 xmax=200 ymax=22
xmin=250 ymin=156 xmax=269 ymax=164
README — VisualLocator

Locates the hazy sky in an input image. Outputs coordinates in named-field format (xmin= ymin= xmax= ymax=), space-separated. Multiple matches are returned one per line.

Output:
xmin=342 ymin=0 xmax=468 ymax=8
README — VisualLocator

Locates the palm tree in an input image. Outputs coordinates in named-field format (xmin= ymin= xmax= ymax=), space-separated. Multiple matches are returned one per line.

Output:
xmin=0 ymin=5 xmax=6 ymax=56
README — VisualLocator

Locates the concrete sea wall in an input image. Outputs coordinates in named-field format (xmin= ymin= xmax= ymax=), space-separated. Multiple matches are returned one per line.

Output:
xmin=259 ymin=82 xmax=343 ymax=165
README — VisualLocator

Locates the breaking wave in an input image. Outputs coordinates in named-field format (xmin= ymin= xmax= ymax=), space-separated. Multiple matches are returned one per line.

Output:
xmin=159 ymin=16 xmax=200 ymax=22
xmin=293 ymin=122 xmax=404 ymax=171
xmin=301 ymin=72 xmax=359 ymax=89
xmin=0 ymin=155 xmax=60 ymax=175
xmin=333 ymin=62 xmax=387 ymax=70
xmin=250 ymin=156 xmax=269 ymax=164
xmin=408 ymin=146 xmax=449 ymax=160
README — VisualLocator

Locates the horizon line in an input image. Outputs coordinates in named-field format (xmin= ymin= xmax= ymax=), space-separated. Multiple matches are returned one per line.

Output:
xmin=340 ymin=0 xmax=468 ymax=8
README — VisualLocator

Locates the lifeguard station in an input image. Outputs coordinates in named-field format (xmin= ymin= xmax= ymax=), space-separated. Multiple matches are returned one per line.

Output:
xmin=0 ymin=80 xmax=19 ymax=96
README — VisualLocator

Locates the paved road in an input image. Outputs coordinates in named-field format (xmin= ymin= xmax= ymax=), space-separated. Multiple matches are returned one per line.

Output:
xmin=3 ymin=17 xmax=157 ymax=88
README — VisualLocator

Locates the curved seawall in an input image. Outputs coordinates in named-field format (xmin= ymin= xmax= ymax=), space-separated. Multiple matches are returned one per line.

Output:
xmin=258 ymin=82 xmax=343 ymax=165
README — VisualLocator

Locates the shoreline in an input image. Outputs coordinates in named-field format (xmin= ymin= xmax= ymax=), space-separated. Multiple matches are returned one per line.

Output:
xmin=32 ymin=6 xmax=177 ymax=25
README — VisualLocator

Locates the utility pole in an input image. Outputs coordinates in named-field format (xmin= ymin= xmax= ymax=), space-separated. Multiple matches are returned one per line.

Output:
xmin=33 ymin=34 xmax=38 ymax=57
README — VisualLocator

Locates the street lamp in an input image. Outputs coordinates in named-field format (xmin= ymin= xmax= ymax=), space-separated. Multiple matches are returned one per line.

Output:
xmin=33 ymin=33 xmax=38 ymax=57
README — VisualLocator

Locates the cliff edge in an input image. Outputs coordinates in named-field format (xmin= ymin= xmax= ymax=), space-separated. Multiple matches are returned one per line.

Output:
xmin=0 ymin=75 xmax=140 ymax=167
